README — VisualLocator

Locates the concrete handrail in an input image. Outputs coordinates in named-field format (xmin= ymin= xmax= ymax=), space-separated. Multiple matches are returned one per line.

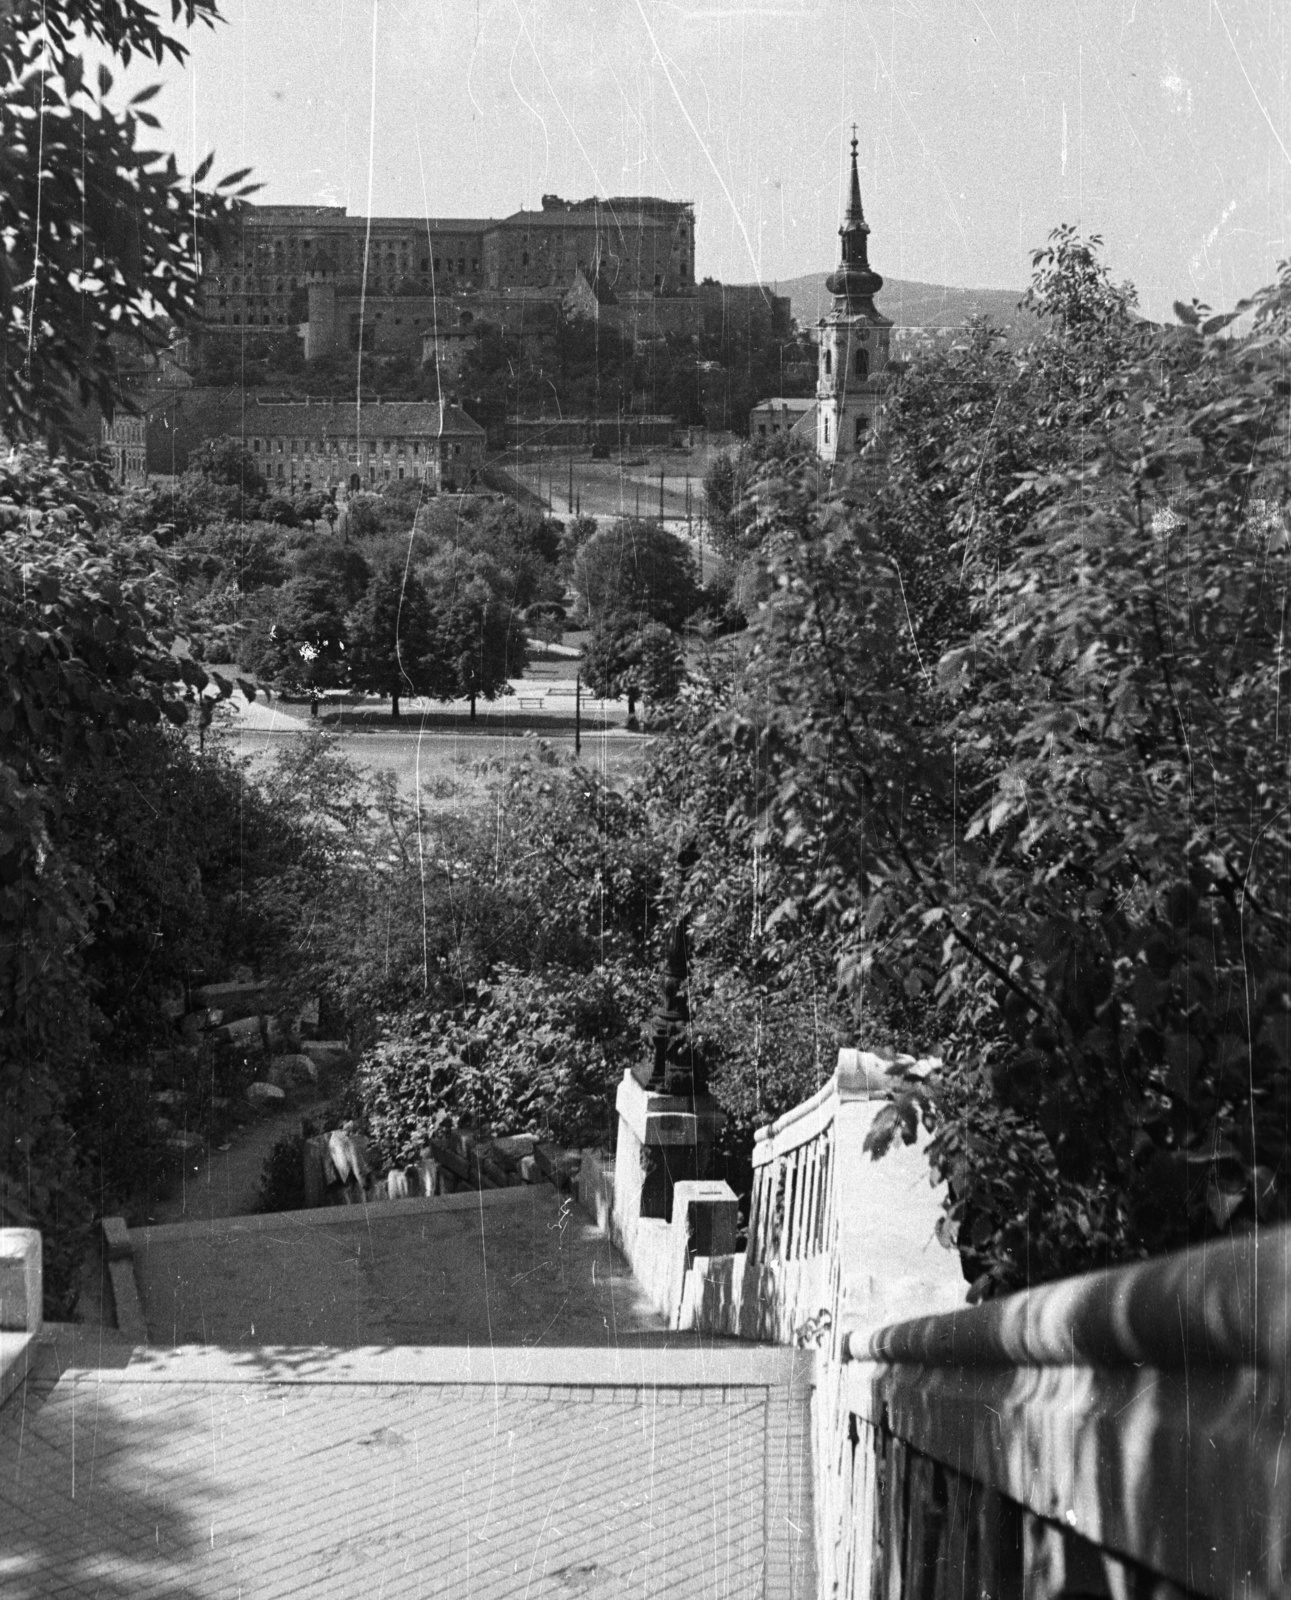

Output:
xmin=751 ymin=1048 xmax=916 ymax=1168
xmin=753 ymin=1075 xmax=836 ymax=1146
xmin=850 ymin=1221 xmax=1291 ymax=1375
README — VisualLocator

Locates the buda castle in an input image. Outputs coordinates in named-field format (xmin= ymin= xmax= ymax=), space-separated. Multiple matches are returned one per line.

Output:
xmin=198 ymin=195 xmax=699 ymax=361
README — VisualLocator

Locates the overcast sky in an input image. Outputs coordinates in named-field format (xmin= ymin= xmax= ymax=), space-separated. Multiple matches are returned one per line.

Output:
xmin=136 ymin=0 xmax=1289 ymax=321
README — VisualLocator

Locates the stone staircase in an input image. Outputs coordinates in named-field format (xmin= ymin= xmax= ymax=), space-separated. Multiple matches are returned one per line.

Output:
xmin=0 ymin=1100 xmax=819 ymax=1598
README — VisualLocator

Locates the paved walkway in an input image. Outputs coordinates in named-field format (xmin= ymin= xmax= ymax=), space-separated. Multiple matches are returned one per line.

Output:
xmin=131 ymin=1187 xmax=672 ymax=1349
xmin=3 ymin=1177 xmax=818 ymax=1594
xmin=0 ymin=1331 xmax=814 ymax=1598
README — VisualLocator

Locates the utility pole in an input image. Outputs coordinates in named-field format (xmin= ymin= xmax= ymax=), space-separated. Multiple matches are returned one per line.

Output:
xmin=575 ymin=671 xmax=582 ymax=757
xmin=659 ymin=466 xmax=664 ymax=523
xmin=568 ymin=447 xmax=573 ymax=517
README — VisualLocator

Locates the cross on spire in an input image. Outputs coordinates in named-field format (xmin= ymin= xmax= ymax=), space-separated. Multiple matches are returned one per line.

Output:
xmin=846 ymin=124 xmax=865 ymax=225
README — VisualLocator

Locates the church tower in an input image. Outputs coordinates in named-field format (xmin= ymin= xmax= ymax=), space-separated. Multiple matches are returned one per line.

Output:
xmin=817 ymin=130 xmax=891 ymax=466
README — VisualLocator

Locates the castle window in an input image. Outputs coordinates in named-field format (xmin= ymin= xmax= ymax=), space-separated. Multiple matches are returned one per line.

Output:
xmin=855 ymin=416 xmax=869 ymax=445
xmin=853 ymin=348 xmax=869 ymax=379
xmin=824 ymin=348 xmax=832 ymax=375
xmin=421 ymin=258 xmax=429 ymax=271
xmin=824 ymin=417 xmax=830 ymax=443
xmin=458 ymin=258 xmax=465 ymax=273
xmin=522 ymin=252 xmax=529 ymax=266
xmin=434 ymin=258 xmax=440 ymax=271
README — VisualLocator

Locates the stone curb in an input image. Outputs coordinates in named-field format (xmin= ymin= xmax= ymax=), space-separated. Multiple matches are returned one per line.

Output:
xmin=99 ymin=1218 xmax=149 ymax=1345
xmin=128 ymin=1183 xmax=534 ymax=1247
xmin=0 ymin=1331 xmax=35 ymax=1411
xmin=53 ymin=1341 xmax=807 ymax=1390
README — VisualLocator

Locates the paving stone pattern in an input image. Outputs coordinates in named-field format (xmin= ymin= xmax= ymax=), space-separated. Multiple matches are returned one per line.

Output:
xmin=0 ymin=1350 xmax=792 ymax=1598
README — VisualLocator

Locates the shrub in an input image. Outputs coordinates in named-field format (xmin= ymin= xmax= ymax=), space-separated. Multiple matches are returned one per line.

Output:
xmin=355 ymin=964 xmax=649 ymax=1167
xmin=257 ymin=1132 xmax=306 ymax=1214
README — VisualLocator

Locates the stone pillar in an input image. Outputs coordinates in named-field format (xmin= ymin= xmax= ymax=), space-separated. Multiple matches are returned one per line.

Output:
xmin=612 ymin=1071 xmax=726 ymax=1235
xmin=0 ymin=1230 xmax=41 ymax=1333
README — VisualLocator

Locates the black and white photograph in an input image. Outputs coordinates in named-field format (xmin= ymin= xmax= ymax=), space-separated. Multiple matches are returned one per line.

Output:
xmin=0 ymin=1 xmax=1288 ymax=1593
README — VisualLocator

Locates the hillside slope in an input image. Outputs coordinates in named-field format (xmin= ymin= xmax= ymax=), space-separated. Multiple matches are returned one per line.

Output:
xmin=773 ymin=273 xmax=1038 ymax=340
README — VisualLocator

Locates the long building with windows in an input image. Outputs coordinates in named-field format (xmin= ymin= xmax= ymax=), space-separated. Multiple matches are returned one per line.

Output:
xmin=248 ymin=398 xmax=485 ymax=494
xmin=199 ymin=194 xmax=698 ymax=355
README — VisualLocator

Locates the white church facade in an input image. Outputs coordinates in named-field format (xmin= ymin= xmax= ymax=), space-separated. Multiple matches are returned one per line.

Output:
xmin=753 ymin=131 xmax=892 ymax=466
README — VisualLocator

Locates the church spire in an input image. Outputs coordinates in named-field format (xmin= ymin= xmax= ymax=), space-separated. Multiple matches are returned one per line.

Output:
xmin=846 ymin=125 xmax=865 ymax=226
xmin=826 ymin=124 xmax=882 ymax=312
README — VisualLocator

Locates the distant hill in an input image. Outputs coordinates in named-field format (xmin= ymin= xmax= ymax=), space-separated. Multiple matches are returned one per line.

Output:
xmin=773 ymin=273 xmax=1039 ymax=343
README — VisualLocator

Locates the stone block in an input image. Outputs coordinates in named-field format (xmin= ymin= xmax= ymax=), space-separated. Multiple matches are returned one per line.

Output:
xmin=268 ymin=1053 xmax=319 ymax=1090
xmin=672 ymin=1180 xmax=739 ymax=1259
xmin=193 ymin=979 xmax=273 ymax=1022
xmin=518 ymin=1155 xmax=539 ymax=1183
xmin=246 ymin=1080 xmax=286 ymax=1106
xmin=614 ymin=1072 xmax=726 ymax=1149
xmin=489 ymin=1134 xmax=536 ymax=1166
xmin=385 ymin=1169 xmax=410 ymax=1200
xmin=535 ymin=1144 xmax=583 ymax=1190
xmin=0 ymin=1230 xmax=41 ymax=1333
xmin=301 ymin=1039 xmax=351 ymax=1068
xmin=101 ymin=1216 xmax=132 ymax=1263
xmin=327 ymin=1129 xmax=371 ymax=1188
xmin=214 ymin=1014 xmax=264 ymax=1047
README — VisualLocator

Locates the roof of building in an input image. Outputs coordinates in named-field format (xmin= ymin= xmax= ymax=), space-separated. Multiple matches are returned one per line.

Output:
xmin=238 ymin=208 xmax=494 ymax=233
xmin=492 ymin=208 xmax=677 ymax=232
xmin=249 ymin=400 xmax=485 ymax=439
xmin=751 ymin=396 xmax=816 ymax=414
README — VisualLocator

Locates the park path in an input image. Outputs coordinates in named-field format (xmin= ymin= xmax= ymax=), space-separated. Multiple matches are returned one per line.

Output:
xmin=144 ymin=1098 xmax=328 ymax=1228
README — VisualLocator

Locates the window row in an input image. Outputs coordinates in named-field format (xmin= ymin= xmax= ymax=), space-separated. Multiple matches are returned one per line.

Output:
xmin=250 ymin=438 xmax=464 ymax=458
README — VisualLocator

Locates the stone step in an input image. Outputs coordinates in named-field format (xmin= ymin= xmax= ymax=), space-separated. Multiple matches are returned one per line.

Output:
xmin=38 ymin=1327 xmax=802 ymax=1390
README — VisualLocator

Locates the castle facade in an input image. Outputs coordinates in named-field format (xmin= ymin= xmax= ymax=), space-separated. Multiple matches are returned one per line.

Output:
xmin=199 ymin=195 xmax=698 ymax=358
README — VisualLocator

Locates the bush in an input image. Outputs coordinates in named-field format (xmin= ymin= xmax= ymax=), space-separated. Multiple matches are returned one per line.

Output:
xmin=257 ymin=1132 xmax=306 ymax=1214
xmin=355 ymin=965 xmax=648 ymax=1167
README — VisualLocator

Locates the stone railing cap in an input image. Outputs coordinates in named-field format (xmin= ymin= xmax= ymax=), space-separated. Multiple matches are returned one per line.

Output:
xmin=855 ymin=1221 xmax=1291 ymax=1376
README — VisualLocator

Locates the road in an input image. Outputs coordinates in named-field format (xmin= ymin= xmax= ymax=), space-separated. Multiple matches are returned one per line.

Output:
xmin=226 ymin=720 xmax=649 ymax=796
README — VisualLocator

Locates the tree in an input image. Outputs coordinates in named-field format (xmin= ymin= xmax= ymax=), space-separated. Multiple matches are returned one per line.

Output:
xmin=624 ymin=622 xmax=685 ymax=715
xmin=429 ymin=578 xmax=526 ymax=721
xmin=188 ymin=438 xmax=268 ymax=501
xmin=581 ymin=615 xmax=635 ymax=706
xmin=0 ymin=0 xmax=257 ymax=444
xmin=247 ymin=576 xmax=349 ymax=715
xmin=573 ymin=519 xmax=700 ymax=633
xmin=346 ymin=559 xmax=438 ymax=719
xmin=698 ymin=238 xmax=1291 ymax=1298
xmin=291 ymin=538 xmax=371 ymax=609
xmin=0 ymin=445 xmax=247 ymax=1308
xmin=583 ymin=616 xmax=684 ymax=727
